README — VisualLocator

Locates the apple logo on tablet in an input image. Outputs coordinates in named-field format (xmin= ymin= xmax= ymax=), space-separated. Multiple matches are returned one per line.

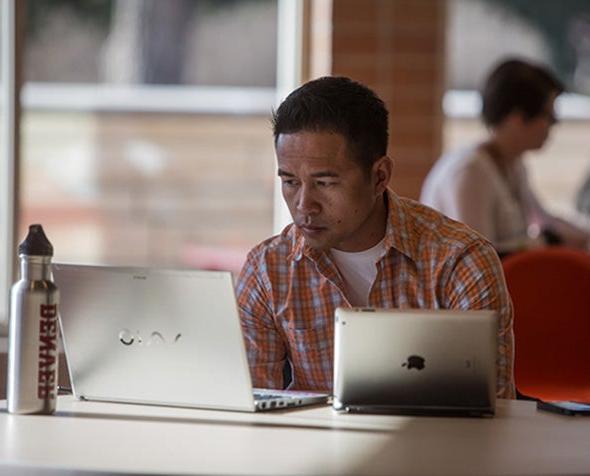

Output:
xmin=402 ymin=355 xmax=425 ymax=370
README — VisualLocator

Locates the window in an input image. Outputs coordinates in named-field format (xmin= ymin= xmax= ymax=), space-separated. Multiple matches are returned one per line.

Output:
xmin=20 ymin=0 xmax=279 ymax=274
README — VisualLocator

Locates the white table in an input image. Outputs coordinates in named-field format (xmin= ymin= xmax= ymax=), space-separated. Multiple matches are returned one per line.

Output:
xmin=0 ymin=396 xmax=589 ymax=475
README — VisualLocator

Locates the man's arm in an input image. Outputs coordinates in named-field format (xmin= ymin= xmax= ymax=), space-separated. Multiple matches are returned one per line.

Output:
xmin=236 ymin=254 xmax=287 ymax=389
xmin=443 ymin=241 xmax=516 ymax=399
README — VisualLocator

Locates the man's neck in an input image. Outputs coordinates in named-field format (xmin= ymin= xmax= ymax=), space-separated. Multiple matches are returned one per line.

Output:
xmin=333 ymin=192 xmax=388 ymax=252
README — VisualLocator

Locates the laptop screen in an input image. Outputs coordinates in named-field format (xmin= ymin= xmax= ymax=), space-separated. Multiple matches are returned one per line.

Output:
xmin=54 ymin=264 xmax=256 ymax=411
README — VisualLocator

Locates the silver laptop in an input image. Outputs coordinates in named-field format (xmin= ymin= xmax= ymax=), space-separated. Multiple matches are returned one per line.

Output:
xmin=333 ymin=308 xmax=497 ymax=416
xmin=53 ymin=263 xmax=327 ymax=412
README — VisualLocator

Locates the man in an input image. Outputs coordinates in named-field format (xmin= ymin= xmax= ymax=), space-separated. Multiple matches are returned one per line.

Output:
xmin=237 ymin=76 xmax=515 ymax=399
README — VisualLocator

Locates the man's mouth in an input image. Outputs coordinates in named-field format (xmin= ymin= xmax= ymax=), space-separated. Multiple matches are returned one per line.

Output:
xmin=298 ymin=224 xmax=327 ymax=234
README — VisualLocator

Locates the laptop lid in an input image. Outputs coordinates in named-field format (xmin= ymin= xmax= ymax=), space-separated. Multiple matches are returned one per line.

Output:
xmin=333 ymin=308 xmax=497 ymax=416
xmin=54 ymin=263 xmax=258 ymax=412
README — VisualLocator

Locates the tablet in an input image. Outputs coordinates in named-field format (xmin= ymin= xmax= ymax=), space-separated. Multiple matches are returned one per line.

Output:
xmin=537 ymin=400 xmax=590 ymax=416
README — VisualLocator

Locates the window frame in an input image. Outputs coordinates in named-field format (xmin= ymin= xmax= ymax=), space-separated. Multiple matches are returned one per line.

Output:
xmin=0 ymin=0 xmax=18 ymax=334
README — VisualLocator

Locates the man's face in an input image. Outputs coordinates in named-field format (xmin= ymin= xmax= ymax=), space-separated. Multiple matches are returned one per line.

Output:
xmin=276 ymin=131 xmax=388 ymax=252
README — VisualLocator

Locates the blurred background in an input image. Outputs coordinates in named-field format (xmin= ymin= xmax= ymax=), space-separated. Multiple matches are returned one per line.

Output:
xmin=18 ymin=0 xmax=279 ymax=273
xmin=1 ymin=0 xmax=589 ymax=327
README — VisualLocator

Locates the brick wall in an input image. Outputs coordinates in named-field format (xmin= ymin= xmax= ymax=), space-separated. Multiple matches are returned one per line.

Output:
xmin=330 ymin=0 xmax=446 ymax=199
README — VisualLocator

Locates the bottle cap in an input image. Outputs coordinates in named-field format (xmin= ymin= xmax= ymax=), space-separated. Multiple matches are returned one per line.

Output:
xmin=18 ymin=224 xmax=54 ymax=257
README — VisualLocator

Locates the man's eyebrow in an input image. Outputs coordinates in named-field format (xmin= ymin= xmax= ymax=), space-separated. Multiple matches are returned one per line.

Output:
xmin=310 ymin=171 xmax=339 ymax=178
xmin=277 ymin=169 xmax=340 ymax=178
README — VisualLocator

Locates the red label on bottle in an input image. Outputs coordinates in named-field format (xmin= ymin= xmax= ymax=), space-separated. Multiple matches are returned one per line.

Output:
xmin=38 ymin=304 xmax=57 ymax=399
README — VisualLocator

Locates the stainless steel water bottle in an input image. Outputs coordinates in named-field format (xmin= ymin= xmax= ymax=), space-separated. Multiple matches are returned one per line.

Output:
xmin=7 ymin=224 xmax=59 ymax=414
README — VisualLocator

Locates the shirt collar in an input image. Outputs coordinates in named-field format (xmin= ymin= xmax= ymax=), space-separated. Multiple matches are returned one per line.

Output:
xmin=289 ymin=189 xmax=417 ymax=263
xmin=382 ymin=189 xmax=417 ymax=261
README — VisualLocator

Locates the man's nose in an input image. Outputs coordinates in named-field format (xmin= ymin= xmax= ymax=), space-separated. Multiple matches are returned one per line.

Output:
xmin=296 ymin=184 xmax=320 ymax=214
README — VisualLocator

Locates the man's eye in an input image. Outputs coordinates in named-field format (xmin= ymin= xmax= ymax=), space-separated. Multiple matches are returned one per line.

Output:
xmin=317 ymin=180 xmax=336 ymax=187
xmin=282 ymin=179 xmax=298 ymax=187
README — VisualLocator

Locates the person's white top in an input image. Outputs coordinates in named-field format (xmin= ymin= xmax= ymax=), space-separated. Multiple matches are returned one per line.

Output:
xmin=330 ymin=238 xmax=386 ymax=306
xmin=420 ymin=145 xmax=539 ymax=254
xmin=421 ymin=145 xmax=590 ymax=253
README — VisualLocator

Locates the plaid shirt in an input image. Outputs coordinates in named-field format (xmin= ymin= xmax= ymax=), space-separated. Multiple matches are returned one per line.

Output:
xmin=237 ymin=190 xmax=515 ymax=399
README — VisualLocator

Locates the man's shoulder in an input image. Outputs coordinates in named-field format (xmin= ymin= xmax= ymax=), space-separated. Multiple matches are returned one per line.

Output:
xmin=397 ymin=196 xmax=494 ymax=256
xmin=237 ymin=225 xmax=298 ymax=294
xmin=245 ymin=223 xmax=299 ymax=267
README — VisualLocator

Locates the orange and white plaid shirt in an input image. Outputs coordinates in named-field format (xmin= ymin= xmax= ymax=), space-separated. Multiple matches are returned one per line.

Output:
xmin=237 ymin=190 xmax=515 ymax=399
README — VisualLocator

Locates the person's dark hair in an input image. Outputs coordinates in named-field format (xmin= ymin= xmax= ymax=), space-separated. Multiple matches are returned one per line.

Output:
xmin=481 ymin=58 xmax=565 ymax=127
xmin=272 ymin=76 xmax=389 ymax=172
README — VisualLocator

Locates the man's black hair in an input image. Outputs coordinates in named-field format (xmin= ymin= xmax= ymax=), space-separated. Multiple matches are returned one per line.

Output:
xmin=482 ymin=58 xmax=564 ymax=127
xmin=272 ymin=76 xmax=389 ymax=171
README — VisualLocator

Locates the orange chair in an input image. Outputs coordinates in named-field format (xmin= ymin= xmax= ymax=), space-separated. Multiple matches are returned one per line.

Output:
xmin=502 ymin=247 xmax=590 ymax=402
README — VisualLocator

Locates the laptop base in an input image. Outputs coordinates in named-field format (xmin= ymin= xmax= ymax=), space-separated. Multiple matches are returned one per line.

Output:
xmin=253 ymin=389 xmax=328 ymax=411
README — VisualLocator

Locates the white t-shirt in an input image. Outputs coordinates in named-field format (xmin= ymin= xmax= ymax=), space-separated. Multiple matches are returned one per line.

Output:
xmin=330 ymin=238 xmax=386 ymax=306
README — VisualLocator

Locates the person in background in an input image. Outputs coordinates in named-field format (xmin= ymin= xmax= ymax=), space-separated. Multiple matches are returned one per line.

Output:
xmin=236 ymin=76 xmax=515 ymax=399
xmin=421 ymin=58 xmax=590 ymax=257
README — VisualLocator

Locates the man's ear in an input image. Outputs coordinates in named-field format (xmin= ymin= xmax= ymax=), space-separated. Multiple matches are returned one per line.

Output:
xmin=372 ymin=156 xmax=393 ymax=194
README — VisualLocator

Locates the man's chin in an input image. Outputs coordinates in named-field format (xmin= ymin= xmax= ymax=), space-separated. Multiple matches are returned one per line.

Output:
xmin=302 ymin=234 xmax=333 ymax=251
xmin=303 ymin=237 xmax=329 ymax=250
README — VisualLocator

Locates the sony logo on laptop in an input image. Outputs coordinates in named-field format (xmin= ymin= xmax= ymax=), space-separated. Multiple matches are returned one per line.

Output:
xmin=118 ymin=329 xmax=182 ymax=346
